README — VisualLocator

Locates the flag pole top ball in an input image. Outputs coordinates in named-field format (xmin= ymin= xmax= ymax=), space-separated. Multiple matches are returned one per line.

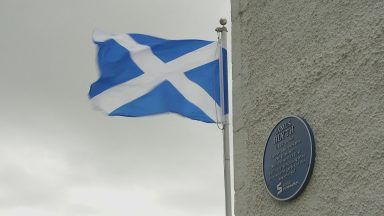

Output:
xmin=220 ymin=18 xmax=227 ymax=26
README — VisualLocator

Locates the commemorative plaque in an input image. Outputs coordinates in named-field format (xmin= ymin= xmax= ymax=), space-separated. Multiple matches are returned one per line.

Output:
xmin=263 ymin=116 xmax=315 ymax=201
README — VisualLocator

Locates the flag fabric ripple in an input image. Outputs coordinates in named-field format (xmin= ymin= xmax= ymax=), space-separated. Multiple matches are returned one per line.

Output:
xmin=89 ymin=31 xmax=228 ymax=123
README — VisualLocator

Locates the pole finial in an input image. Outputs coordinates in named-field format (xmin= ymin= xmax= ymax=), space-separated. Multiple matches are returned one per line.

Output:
xmin=216 ymin=18 xmax=228 ymax=33
xmin=219 ymin=18 xmax=227 ymax=26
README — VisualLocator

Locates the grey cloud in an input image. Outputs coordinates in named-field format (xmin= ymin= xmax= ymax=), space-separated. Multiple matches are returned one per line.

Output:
xmin=0 ymin=163 xmax=65 ymax=208
xmin=0 ymin=0 xmax=230 ymax=215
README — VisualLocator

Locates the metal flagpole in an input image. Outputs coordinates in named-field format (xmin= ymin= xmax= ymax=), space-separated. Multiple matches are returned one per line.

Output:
xmin=216 ymin=18 xmax=232 ymax=216
xmin=223 ymin=123 xmax=231 ymax=216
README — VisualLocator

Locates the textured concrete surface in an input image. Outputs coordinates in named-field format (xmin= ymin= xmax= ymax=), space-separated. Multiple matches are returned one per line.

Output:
xmin=231 ymin=0 xmax=384 ymax=215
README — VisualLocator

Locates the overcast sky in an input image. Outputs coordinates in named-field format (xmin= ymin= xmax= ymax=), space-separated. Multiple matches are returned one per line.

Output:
xmin=0 ymin=0 xmax=231 ymax=216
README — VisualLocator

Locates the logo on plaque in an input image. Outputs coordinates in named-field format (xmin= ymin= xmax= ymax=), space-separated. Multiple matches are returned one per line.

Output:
xmin=263 ymin=116 xmax=315 ymax=201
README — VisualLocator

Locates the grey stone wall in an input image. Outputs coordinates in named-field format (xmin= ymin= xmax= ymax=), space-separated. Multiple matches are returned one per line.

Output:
xmin=231 ymin=0 xmax=384 ymax=215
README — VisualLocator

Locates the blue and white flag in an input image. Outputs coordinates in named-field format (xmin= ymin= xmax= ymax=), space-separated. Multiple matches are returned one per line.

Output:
xmin=89 ymin=31 xmax=228 ymax=123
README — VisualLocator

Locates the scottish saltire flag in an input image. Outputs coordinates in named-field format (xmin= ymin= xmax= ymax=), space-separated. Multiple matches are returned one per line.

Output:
xmin=89 ymin=31 xmax=228 ymax=123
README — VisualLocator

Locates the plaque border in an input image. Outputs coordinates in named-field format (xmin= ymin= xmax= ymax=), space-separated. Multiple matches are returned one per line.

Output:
xmin=262 ymin=115 xmax=315 ymax=201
